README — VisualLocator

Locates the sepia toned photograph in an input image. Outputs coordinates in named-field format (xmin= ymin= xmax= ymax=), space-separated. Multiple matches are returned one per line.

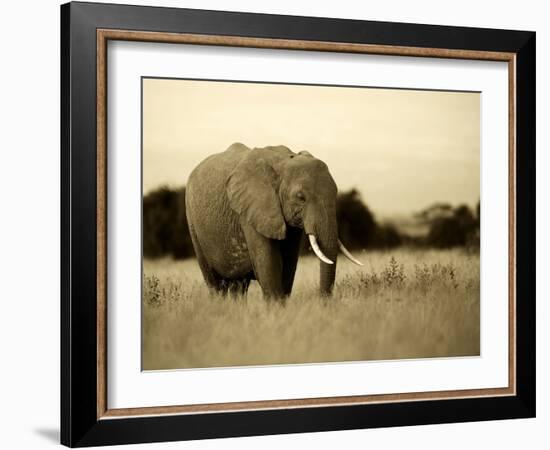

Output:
xmin=141 ymin=77 xmax=481 ymax=370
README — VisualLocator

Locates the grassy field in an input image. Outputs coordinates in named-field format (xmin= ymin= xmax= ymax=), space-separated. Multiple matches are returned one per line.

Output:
xmin=142 ymin=249 xmax=479 ymax=370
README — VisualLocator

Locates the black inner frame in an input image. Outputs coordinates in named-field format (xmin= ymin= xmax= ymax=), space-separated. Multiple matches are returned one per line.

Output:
xmin=61 ymin=2 xmax=535 ymax=447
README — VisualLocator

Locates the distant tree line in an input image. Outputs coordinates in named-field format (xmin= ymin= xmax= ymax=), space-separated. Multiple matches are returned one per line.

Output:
xmin=414 ymin=202 xmax=480 ymax=250
xmin=143 ymin=186 xmax=479 ymax=259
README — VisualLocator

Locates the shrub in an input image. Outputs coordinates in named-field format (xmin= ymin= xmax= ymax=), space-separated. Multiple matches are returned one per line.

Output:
xmin=143 ymin=186 xmax=194 ymax=259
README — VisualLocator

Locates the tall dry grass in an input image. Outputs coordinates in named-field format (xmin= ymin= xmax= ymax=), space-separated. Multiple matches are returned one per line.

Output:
xmin=142 ymin=249 xmax=479 ymax=370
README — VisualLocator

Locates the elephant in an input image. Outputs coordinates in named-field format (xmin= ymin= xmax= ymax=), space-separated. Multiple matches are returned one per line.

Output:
xmin=185 ymin=143 xmax=362 ymax=299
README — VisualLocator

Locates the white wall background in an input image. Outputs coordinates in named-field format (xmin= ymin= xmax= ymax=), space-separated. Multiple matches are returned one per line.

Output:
xmin=0 ymin=0 xmax=546 ymax=448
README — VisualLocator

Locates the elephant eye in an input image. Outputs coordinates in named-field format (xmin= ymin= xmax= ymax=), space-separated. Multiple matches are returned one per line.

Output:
xmin=296 ymin=191 xmax=306 ymax=202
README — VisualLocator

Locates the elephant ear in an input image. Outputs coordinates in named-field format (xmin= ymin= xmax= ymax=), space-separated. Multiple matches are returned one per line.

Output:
xmin=226 ymin=153 xmax=287 ymax=240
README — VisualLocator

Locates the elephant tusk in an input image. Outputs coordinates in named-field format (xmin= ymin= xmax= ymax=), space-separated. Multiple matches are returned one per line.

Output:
xmin=308 ymin=234 xmax=334 ymax=265
xmin=338 ymin=239 xmax=364 ymax=266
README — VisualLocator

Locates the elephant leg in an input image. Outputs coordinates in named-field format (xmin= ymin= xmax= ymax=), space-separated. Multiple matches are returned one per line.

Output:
xmin=225 ymin=278 xmax=251 ymax=298
xmin=189 ymin=223 xmax=226 ymax=293
xmin=280 ymin=226 xmax=303 ymax=296
xmin=197 ymin=255 xmax=227 ymax=294
xmin=240 ymin=221 xmax=284 ymax=299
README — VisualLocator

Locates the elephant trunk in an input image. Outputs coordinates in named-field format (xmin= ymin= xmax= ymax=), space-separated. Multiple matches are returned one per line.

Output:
xmin=318 ymin=225 xmax=338 ymax=296
xmin=307 ymin=211 xmax=338 ymax=296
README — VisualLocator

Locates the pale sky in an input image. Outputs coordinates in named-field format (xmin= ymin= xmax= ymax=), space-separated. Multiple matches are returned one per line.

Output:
xmin=143 ymin=78 xmax=479 ymax=216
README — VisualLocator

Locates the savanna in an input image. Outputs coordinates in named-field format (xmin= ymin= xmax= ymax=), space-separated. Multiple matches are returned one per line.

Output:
xmin=142 ymin=249 xmax=479 ymax=370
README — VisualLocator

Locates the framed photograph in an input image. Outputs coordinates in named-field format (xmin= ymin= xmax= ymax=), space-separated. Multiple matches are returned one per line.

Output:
xmin=61 ymin=2 xmax=536 ymax=447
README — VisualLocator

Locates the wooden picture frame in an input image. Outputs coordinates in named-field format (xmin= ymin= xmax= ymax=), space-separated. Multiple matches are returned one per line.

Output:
xmin=61 ymin=2 xmax=535 ymax=447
